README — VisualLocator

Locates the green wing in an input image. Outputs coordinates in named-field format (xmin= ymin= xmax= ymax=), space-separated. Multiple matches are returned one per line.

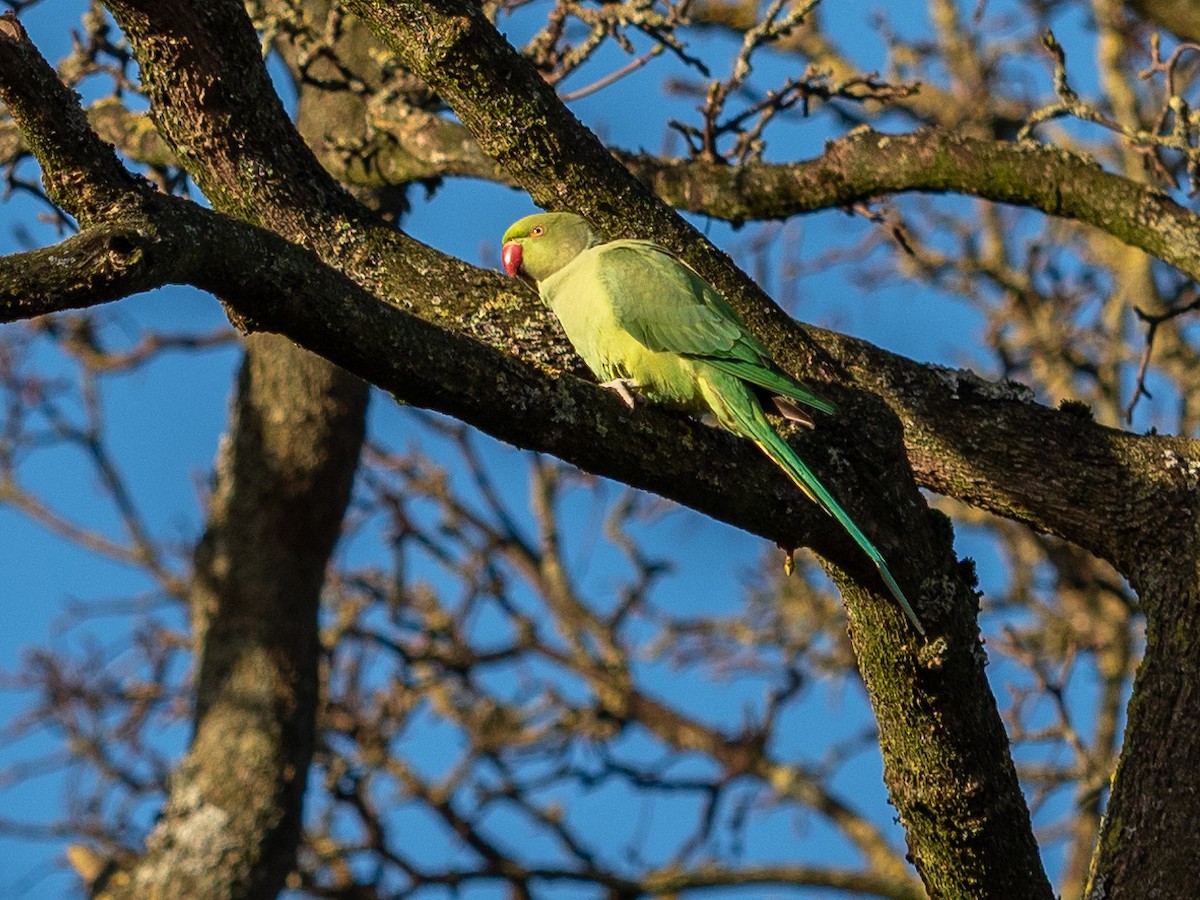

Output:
xmin=595 ymin=241 xmax=835 ymax=416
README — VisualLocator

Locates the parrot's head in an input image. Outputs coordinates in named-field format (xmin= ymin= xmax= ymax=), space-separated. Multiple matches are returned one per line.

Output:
xmin=501 ymin=213 xmax=600 ymax=288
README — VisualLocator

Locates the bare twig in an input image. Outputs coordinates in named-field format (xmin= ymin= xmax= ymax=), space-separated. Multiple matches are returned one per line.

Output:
xmin=1125 ymin=290 xmax=1200 ymax=423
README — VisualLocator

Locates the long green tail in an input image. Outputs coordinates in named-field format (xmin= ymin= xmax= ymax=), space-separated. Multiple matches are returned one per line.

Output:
xmin=758 ymin=427 xmax=926 ymax=638
xmin=696 ymin=373 xmax=925 ymax=635
xmin=748 ymin=414 xmax=925 ymax=636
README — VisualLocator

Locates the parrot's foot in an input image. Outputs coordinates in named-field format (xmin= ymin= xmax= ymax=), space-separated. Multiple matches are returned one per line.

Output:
xmin=600 ymin=378 xmax=640 ymax=410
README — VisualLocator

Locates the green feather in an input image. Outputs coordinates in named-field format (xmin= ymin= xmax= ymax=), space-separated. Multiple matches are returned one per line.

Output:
xmin=596 ymin=242 xmax=835 ymax=416
xmin=700 ymin=372 xmax=925 ymax=635
xmin=501 ymin=212 xmax=924 ymax=635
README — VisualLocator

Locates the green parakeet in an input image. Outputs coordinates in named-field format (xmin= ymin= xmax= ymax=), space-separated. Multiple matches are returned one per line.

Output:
xmin=501 ymin=212 xmax=924 ymax=635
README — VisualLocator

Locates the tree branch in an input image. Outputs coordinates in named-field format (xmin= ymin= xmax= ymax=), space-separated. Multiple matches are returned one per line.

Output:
xmin=0 ymin=2 xmax=1175 ymax=578
xmin=0 ymin=12 xmax=142 ymax=222
xmin=8 ymin=3 xmax=1200 ymax=893
xmin=296 ymin=97 xmax=1200 ymax=291
xmin=0 ymin=7 xmax=368 ymax=895
xmin=143 ymin=1 xmax=1055 ymax=895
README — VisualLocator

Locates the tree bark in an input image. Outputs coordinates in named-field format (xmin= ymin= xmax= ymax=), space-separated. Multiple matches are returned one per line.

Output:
xmin=105 ymin=335 xmax=365 ymax=898
xmin=4 ymin=1 xmax=1200 ymax=895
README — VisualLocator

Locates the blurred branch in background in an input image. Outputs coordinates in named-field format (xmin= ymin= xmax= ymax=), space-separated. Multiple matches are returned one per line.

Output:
xmin=4 ymin=0 xmax=1200 ymax=897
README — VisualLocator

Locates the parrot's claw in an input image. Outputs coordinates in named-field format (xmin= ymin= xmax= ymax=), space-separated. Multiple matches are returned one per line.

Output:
xmin=600 ymin=378 xmax=640 ymax=410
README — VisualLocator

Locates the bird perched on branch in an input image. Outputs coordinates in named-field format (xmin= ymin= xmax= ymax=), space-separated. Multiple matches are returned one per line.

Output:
xmin=501 ymin=211 xmax=923 ymax=635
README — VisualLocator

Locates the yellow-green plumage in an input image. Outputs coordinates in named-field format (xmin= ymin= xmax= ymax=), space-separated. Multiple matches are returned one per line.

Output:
xmin=501 ymin=212 xmax=924 ymax=635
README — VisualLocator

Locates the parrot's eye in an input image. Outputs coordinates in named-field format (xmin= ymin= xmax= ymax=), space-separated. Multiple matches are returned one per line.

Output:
xmin=530 ymin=225 xmax=545 ymax=237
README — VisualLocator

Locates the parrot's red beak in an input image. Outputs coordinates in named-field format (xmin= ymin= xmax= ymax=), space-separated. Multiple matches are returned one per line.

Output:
xmin=501 ymin=242 xmax=523 ymax=277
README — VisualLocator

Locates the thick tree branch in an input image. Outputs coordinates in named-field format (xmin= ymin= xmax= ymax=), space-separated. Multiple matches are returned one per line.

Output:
xmin=8 ymin=183 xmax=1170 ymax=632
xmin=0 ymin=204 xmax=913 ymax=595
xmin=0 ymin=9 xmax=367 ymax=896
xmin=8 ymin=4 xmax=1181 ymax=575
xmin=0 ymin=12 xmax=142 ymax=223
xmin=5 ymin=0 xmax=1182 ymax=579
xmin=261 ymin=4 xmax=1200 ymax=895
xmin=102 ymin=0 xmax=945 ymax=621
xmin=0 ymin=223 xmax=168 ymax=320
xmin=301 ymin=100 xmax=1200 ymax=290
xmin=629 ymin=135 xmax=1200 ymax=281
xmin=109 ymin=1 xmax=1054 ymax=895
xmin=5 ymin=2 xmax=1187 ymax=592
xmin=155 ymin=332 xmax=365 ymax=899
xmin=325 ymin=3 xmax=1195 ymax=574
xmin=8 ymin=3 xmax=1200 ymax=894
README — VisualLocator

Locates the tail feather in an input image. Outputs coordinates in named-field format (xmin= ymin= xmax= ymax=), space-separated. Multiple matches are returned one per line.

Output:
xmin=698 ymin=372 xmax=925 ymax=635
xmin=729 ymin=417 xmax=916 ymax=638
xmin=755 ymin=426 xmax=925 ymax=635
xmin=758 ymin=429 xmax=926 ymax=633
